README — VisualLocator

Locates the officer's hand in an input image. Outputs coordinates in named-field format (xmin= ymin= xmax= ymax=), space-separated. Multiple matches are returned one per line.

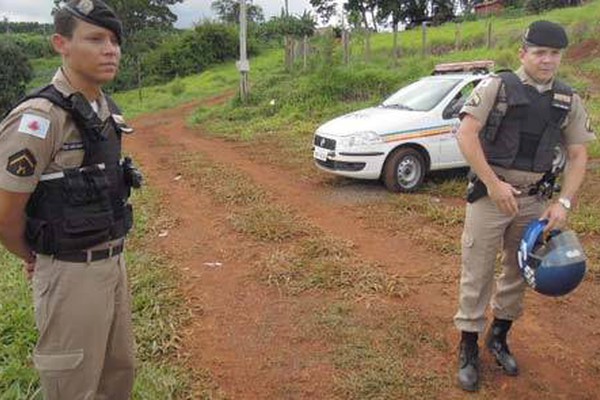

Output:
xmin=23 ymin=252 xmax=36 ymax=281
xmin=540 ymin=202 xmax=567 ymax=233
xmin=488 ymin=180 xmax=521 ymax=216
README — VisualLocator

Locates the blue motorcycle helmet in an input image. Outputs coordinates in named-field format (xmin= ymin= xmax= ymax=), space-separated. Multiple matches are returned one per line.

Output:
xmin=518 ymin=219 xmax=587 ymax=297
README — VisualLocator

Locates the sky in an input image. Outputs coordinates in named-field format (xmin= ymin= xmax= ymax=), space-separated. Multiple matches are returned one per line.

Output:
xmin=0 ymin=1 xmax=342 ymax=28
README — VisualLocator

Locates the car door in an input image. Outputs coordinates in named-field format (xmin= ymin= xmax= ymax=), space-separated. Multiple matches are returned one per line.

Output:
xmin=439 ymin=79 xmax=481 ymax=165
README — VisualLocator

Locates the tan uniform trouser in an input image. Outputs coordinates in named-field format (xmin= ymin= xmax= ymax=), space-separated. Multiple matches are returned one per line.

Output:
xmin=32 ymin=252 xmax=135 ymax=400
xmin=454 ymin=195 xmax=545 ymax=333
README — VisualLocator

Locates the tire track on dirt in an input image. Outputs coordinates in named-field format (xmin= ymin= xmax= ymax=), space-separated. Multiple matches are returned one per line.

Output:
xmin=126 ymin=98 xmax=600 ymax=399
xmin=125 ymin=104 xmax=336 ymax=399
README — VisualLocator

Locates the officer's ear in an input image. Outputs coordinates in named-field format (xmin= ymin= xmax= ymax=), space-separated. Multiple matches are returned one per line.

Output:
xmin=518 ymin=46 xmax=527 ymax=63
xmin=51 ymin=33 xmax=71 ymax=56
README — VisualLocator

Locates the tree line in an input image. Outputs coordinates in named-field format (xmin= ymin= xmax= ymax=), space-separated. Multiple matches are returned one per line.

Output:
xmin=310 ymin=0 xmax=583 ymax=30
xmin=0 ymin=0 xmax=583 ymax=115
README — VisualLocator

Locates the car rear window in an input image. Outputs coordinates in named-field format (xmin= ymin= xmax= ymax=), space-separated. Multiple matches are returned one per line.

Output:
xmin=381 ymin=78 xmax=462 ymax=111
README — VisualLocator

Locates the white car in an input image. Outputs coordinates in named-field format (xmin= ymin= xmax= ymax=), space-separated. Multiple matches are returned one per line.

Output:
xmin=313 ymin=61 xmax=493 ymax=192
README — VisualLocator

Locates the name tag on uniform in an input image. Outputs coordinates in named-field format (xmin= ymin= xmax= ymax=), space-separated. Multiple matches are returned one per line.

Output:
xmin=18 ymin=114 xmax=50 ymax=139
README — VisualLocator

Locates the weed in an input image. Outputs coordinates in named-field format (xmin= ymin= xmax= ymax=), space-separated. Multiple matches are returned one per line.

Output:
xmin=229 ymin=204 xmax=309 ymax=243
xmin=315 ymin=303 xmax=452 ymax=400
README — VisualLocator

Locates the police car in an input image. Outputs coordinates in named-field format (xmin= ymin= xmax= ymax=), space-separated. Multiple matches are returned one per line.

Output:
xmin=313 ymin=61 xmax=493 ymax=192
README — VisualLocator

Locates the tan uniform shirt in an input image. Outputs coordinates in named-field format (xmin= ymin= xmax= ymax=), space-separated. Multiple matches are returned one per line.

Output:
xmin=0 ymin=68 xmax=112 ymax=193
xmin=460 ymin=67 xmax=596 ymax=185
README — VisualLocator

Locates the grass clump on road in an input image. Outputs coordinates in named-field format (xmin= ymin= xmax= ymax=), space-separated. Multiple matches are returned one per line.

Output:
xmin=261 ymin=235 xmax=410 ymax=299
xmin=315 ymin=303 xmax=451 ymax=400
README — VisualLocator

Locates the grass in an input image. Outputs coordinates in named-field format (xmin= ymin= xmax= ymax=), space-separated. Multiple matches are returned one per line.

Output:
xmin=113 ymin=48 xmax=282 ymax=119
xmin=261 ymin=238 xmax=410 ymax=298
xmin=0 ymin=187 xmax=198 ymax=399
xmin=28 ymin=57 xmax=61 ymax=90
xmin=176 ymin=151 xmax=410 ymax=299
xmin=315 ymin=303 xmax=451 ymax=399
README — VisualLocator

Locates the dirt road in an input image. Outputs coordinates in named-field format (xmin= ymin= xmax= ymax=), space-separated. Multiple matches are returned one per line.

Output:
xmin=126 ymin=98 xmax=600 ymax=399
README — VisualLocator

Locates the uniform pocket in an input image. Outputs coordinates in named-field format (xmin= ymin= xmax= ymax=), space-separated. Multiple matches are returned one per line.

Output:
xmin=33 ymin=349 xmax=84 ymax=375
xmin=33 ymin=350 xmax=85 ymax=399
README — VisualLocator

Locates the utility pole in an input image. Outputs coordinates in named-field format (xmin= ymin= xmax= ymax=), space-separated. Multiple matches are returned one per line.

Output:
xmin=237 ymin=0 xmax=250 ymax=102
xmin=283 ymin=0 xmax=292 ymax=71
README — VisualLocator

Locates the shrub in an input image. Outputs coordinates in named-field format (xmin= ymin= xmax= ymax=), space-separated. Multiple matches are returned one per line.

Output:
xmin=0 ymin=41 xmax=33 ymax=115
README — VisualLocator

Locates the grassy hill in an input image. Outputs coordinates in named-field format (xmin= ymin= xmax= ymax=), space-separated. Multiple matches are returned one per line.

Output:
xmin=114 ymin=0 xmax=600 ymax=161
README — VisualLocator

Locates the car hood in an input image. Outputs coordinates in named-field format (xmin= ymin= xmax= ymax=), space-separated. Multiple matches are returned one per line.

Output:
xmin=317 ymin=107 xmax=428 ymax=137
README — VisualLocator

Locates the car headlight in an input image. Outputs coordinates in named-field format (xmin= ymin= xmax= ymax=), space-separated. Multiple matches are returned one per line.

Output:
xmin=338 ymin=131 xmax=383 ymax=148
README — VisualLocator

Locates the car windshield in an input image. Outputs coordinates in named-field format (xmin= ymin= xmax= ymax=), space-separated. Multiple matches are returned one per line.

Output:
xmin=381 ymin=77 xmax=462 ymax=111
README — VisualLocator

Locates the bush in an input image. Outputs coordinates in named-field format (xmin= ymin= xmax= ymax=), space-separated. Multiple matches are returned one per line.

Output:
xmin=0 ymin=41 xmax=33 ymax=116
xmin=131 ymin=23 xmax=246 ymax=89
xmin=3 ymin=33 xmax=53 ymax=59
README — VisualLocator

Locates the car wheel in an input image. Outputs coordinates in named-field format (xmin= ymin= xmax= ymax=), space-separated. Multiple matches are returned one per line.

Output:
xmin=383 ymin=147 xmax=426 ymax=192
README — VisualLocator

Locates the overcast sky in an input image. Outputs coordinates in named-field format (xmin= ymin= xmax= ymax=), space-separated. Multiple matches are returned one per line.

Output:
xmin=0 ymin=1 xmax=340 ymax=28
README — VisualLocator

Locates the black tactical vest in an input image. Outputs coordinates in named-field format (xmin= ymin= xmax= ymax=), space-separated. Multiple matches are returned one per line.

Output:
xmin=16 ymin=85 xmax=136 ymax=255
xmin=480 ymin=71 xmax=572 ymax=173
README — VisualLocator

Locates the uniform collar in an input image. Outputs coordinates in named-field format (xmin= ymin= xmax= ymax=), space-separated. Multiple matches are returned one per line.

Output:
xmin=51 ymin=68 xmax=111 ymax=120
xmin=515 ymin=66 xmax=554 ymax=93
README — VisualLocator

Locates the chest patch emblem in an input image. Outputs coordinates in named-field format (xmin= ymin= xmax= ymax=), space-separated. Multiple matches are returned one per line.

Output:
xmin=6 ymin=149 xmax=37 ymax=177
xmin=18 ymin=114 xmax=50 ymax=139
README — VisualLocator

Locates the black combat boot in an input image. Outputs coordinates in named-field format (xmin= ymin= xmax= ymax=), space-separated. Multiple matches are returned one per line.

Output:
xmin=486 ymin=318 xmax=519 ymax=376
xmin=458 ymin=332 xmax=480 ymax=392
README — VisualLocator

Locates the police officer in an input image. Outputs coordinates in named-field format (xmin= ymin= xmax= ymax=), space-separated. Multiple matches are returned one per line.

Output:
xmin=453 ymin=20 xmax=596 ymax=391
xmin=0 ymin=1 xmax=140 ymax=398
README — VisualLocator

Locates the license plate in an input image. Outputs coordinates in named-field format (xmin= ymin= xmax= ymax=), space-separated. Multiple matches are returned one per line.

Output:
xmin=314 ymin=147 xmax=330 ymax=161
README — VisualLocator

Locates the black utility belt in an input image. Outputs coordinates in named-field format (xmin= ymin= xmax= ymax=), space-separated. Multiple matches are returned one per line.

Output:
xmin=54 ymin=241 xmax=124 ymax=263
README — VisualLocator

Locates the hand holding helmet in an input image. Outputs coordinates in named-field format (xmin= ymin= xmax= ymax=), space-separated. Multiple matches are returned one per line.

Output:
xmin=518 ymin=219 xmax=586 ymax=297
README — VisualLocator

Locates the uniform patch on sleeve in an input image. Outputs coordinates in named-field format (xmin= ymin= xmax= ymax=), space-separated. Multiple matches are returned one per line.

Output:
xmin=6 ymin=149 xmax=37 ymax=177
xmin=465 ymin=92 xmax=481 ymax=108
xmin=18 ymin=114 xmax=50 ymax=139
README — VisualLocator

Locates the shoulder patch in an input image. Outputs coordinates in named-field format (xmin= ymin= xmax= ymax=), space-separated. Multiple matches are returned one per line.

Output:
xmin=465 ymin=92 xmax=481 ymax=108
xmin=6 ymin=149 xmax=37 ymax=177
xmin=18 ymin=114 xmax=50 ymax=139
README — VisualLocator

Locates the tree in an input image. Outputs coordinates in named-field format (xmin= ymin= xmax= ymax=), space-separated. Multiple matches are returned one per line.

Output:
xmin=403 ymin=0 xmax=428 ymax=27
xmin=309 ymin=0 xmax=338 ymax=24
xmin=52 ymin=0 xmax=184 ymax=37
xmin=211 ymin=0 xmax=264 ymax=25
xmin=345 ymin=0 xmax=380 ymax=61
xmin=0 ymin=41 xmax=33 ymax=116
xmin=431 ymin=0 xmax=454 ymax=25
xmin=377 ymin=0 xmax=405 ymax=60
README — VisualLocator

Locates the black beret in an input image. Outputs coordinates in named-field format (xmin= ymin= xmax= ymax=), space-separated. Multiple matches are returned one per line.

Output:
xmin=523 ymin=20 xmax=568 ymax=49
xmin=64 ymin=0 xmax=123 ymax=44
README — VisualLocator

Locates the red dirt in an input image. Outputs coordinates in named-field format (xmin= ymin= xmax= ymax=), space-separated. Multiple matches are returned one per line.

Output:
xmin=566 ymin=38 xmax=600 ymax=63
xmin=126 ymin=97 xmax=600 ymax=399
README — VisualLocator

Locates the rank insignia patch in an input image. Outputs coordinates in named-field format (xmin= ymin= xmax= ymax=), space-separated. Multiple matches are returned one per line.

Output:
xmin=7 ymin=149 xmax=37 ymax=177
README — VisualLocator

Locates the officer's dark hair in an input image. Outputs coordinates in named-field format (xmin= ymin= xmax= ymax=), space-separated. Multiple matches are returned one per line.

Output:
xmin=54 ymin=7 xmax=78 ymax=38
xmin=521 ymin=42 xmax=563 ymax=52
